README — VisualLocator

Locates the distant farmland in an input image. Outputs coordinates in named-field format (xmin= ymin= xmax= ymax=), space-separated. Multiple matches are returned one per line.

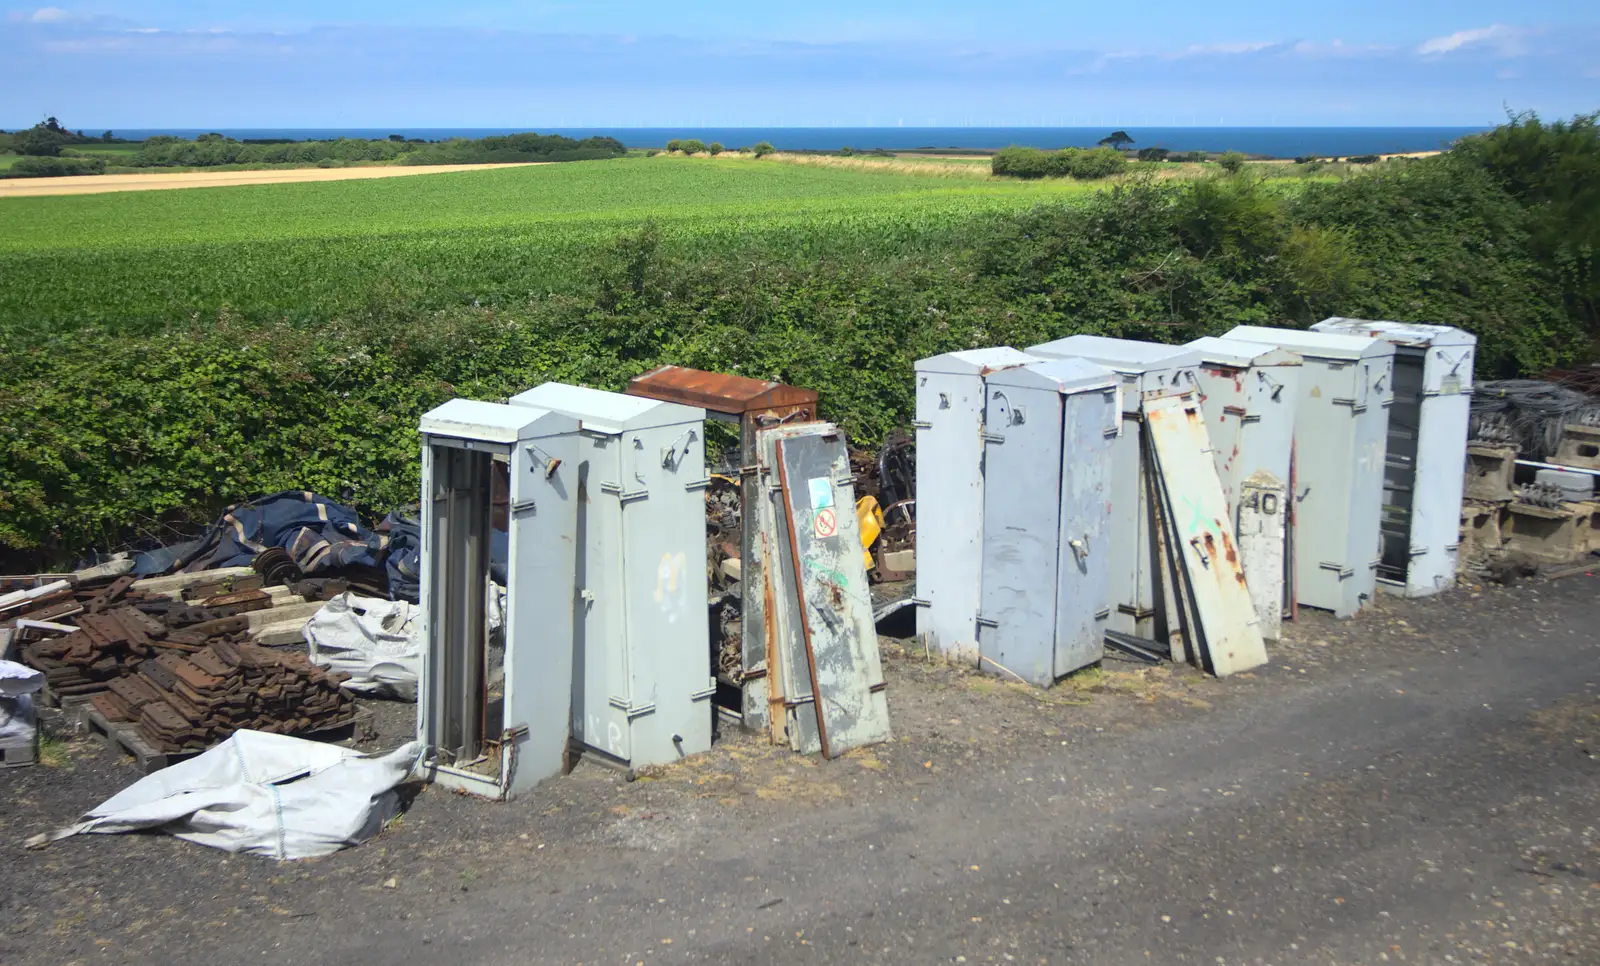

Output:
xmin=0 ymin=156 xmax=1104 ymax=333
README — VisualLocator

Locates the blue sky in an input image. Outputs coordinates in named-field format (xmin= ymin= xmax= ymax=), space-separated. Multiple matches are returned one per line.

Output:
xmin=2 ymin=2 xmax=1596 ymax=127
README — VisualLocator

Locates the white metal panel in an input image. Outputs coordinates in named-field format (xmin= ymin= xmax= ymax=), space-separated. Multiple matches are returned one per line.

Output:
xmin=913 ymin=348 xmax=1040 ymax=660
xmin=1237 ymin=471 xmax=1286 ymax=641
xmin=1145 ymin=394 xmax=1269 ymax=677
xmin=977 ymin=360 xmax=1117 ymax=685
xmin=511 ymin=382 xmax=703 ymax=433
xmin=1053 ymin=380 xmax=1120 ymax=676
xmin=1224 ymin=325 xmax=1394 ymax=617
xmin=1312 ymin=318 xmax=1475 ymax=597
xmin=1026 ymin=337 xmax=1201 ymax=639
xmin=1186 ymin=337 xmax=1302 ymax=621
xmin=509 ymin=383 xmax=712 ymax=769
xmin=417 ymin=401 xmax=580 ymax=798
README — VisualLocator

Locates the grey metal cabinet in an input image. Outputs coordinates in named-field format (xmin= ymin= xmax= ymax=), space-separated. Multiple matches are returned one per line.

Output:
xmin=417 ymin=399 xmax=581 ymax=799
xmin=1224 ymin=326 xmax=1396 ymax=618
xmin=1311 ymin=319 xmax=1476 ymax=597
xmin=977 ymin=359 xmax=1120 ymax=685
xmin=912 ymin=347 xmax=1041 ymax=661
xmin=510 ymin=383 xmax=714 ymax=769
xmin=1025 ymin=336 xmax=1201 ymax=641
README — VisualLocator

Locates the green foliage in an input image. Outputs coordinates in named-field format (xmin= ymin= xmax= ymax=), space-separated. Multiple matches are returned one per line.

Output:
xmin=708 ymin=142 xmax=725 ymax=155
xmin=2 ymin=118 xmax=1597 ymax=564
xmin=400 ymin=132 xmax=625 ymax=166
xmin=1137 ymin=147 xmax=1170 ymax=162
xmin=1346 ymin=154 xmax=1380 ymax=164
xmin=1098 ymin=130 xmax=1135 ymax=150
xmin=1452 ymin=111 xmax=1600 ymax=333
xmin=675 ymin=139 xmax=708 ymax=155
xmin=3 ymin=156 xmax=106 ymax=178
xmin=1216 ymin=151 xmax=1247 ymax=174
xmin=1292 ymin=153 xmax=1574 ymax=375
xmin=991 ymin=146 xmax=1126 ymax=180
xmin=17 ymin=126 xmax=67 ymax=157
xmin=751 ymin=141 xmax=777 ymax=158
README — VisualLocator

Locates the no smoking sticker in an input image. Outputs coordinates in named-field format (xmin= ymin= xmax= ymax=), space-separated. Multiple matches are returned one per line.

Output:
xmin=813 ymin=507 xmax=838 ymax=538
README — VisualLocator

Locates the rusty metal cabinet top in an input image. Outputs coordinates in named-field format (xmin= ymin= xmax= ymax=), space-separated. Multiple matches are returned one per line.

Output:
xmin=626 ymin=365 xmax=818 ymax=416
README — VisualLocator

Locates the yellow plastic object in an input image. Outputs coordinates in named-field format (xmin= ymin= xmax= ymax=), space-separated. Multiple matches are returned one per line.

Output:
xmin=857 ymin=496 xmax=884 ymax=570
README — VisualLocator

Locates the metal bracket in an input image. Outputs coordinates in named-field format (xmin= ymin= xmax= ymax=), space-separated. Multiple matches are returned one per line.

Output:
xmin=684 ymin=478 xmax=712 ymax=492
xmin=911 ymin=419 xmax=933 ymax=430
xmin=599 ymin=481 xmax=649 ymax=503
xmin=980 ymin=432 xmax=1005 ymax=443
xmin=1319 ymin=561 xmax=1355 ymax=578
xmin=608 ymin=696 xmax=657 ymax=720
xmin=911 ymin=597 xmax=931 ymax=607
xmin=975 ymin=616 xmax=999 ymax=628
xmin=510 ymin=499 xmax=539 ymax=516
xmin=689 ymin=682 xmax=717 ymax=702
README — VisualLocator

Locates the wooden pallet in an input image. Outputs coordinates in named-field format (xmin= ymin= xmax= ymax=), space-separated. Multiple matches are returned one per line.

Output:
xmin=78 ymin=705 xmax=367 ymax=775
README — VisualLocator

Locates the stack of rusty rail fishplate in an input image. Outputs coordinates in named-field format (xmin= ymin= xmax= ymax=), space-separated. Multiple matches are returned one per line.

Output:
xmin=9 ymin=572 xmax=355 ymax=754
xmin=92 ymin=641 xmax=354 ymax=751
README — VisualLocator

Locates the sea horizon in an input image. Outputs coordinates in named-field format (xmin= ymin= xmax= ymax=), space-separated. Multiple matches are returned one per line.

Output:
xmin=28 ymin=126 xmax=1490 ymax=158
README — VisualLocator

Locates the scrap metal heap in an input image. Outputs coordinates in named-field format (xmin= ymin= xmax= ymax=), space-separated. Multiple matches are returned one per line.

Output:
xmin=8 ymin=570 xmax=355 ymax=755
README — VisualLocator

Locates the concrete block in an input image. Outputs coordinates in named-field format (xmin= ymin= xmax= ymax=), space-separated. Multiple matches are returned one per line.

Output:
xmin=1552 ymin=423 xmax=1600 ymax=471
xmin=1502 ymin=501 xmax=1596 ymax=565
xmin=1464 ymin=444 xmax=1516 ymax=502
xmin=1458 ymin=500 xmax=1507 ymax=573
xmin=132 ymin=567 xmax=256 ymax=596
xmin=881 ymin=550 xmax=916 ymax=573
xmin=721 ymin=557 xmax=742 ymax=582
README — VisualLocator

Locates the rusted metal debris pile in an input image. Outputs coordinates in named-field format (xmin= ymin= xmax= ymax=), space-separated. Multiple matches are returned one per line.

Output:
xmin=90 ymin=642 xmax=353 ymax=751
xmin=6 ymin=566 xmax=356 ymax=756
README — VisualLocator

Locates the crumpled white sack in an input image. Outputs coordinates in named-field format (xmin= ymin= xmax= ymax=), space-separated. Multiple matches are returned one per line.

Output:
xmin=0 ymin=659 xmax=44 ymax=742
xmin=27 ymin=731 xmax=422 ymax=860
xmin=304 ymin=593 xmax=422 ymax=700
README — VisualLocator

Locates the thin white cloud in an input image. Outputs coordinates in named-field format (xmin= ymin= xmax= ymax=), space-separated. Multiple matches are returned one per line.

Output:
xmin=1183 ymin=41 xmax=1274 ymax=56
xmin=29 ymin=6 xmax=69 ymax=22
xmin=1417 ymin=24 xmax=1526 ymax=56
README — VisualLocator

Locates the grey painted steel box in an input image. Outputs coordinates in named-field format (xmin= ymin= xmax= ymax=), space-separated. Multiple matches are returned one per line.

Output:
xmin=511 ymin=383 xmax=715 ymax=769
xmin=1025 ymin=336 xmax=1202 ymax=640
xmin=913 ymin=347 xmax=1041 ymax=661
xmin=1224 ymin=325 xmax=1396 ymax=617
xmin=418 ymin=399 xmax=581 ymax=798
xmin=978 ymin=358 xmax=1120 ymax=685
xmin=1312 ymin=318 xmax=1476 ymax=598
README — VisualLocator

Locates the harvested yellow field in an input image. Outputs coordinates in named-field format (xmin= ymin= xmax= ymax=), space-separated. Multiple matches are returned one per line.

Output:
xmin=0 ymin=162 xmax=544 ymax=198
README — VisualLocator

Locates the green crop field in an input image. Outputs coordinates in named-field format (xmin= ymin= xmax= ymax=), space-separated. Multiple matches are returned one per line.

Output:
xmin=0 ymin=156 xmax=1102 ymax=333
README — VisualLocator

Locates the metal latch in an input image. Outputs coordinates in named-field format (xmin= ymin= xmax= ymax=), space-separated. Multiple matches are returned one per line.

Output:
xmin=975 ymin=616 xmax=999 ymax=628
xmin=980 ymin=431 xmax=1005 ymax=443
xmin=1068 ymin=537 xmax=1089 ymax=562
xmin=912 ymin=420 xmax=933 ymax=430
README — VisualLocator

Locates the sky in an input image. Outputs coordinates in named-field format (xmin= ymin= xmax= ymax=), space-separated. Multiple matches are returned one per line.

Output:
xmin=2 ymin=1 xmax=1596 ymax=128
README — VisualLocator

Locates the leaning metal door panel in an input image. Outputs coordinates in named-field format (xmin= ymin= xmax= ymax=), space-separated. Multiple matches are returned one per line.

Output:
xmin=1054 ymin=387 xmax=1118 ymax=677
xmin=1145 ymin=395 xmax=1269 ymax=677
xmin=774 ymin=429 xmax=891 ymax=758
xmin=759 ymin=425 xmax=823 ymax=754
xmin=978 ymin=383 xmax=1066 ymax=687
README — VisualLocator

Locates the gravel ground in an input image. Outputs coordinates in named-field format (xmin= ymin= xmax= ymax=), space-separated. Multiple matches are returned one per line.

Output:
xmin=2 ymin=573 xmax=1596 ymax=965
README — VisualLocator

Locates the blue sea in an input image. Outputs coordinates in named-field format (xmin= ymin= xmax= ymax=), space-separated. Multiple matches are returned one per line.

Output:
xmin=103 ymin=126 xmax=1485 ymax=159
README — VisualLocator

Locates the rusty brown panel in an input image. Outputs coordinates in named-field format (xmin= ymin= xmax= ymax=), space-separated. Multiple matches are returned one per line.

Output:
xmin=627 ymin=365 xmax=819 ymax=415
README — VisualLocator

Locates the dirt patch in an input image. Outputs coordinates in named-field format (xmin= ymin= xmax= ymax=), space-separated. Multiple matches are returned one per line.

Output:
xmin=0 ymin=163 xmax=544 ymax=198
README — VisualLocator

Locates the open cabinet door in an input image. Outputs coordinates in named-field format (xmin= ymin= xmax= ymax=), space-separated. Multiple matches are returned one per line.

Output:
xmin=1144 ymin=394 xmax=1269 ymax=677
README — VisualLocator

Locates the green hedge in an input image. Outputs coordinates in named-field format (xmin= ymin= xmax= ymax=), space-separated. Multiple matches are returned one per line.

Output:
xmin=991 ymin=145 xmax=1126 ymax=180
xmin=3 ymin=155 xmax=107 ymax=178
xmin=0 ymin=152 xmax=1582 ymax=567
